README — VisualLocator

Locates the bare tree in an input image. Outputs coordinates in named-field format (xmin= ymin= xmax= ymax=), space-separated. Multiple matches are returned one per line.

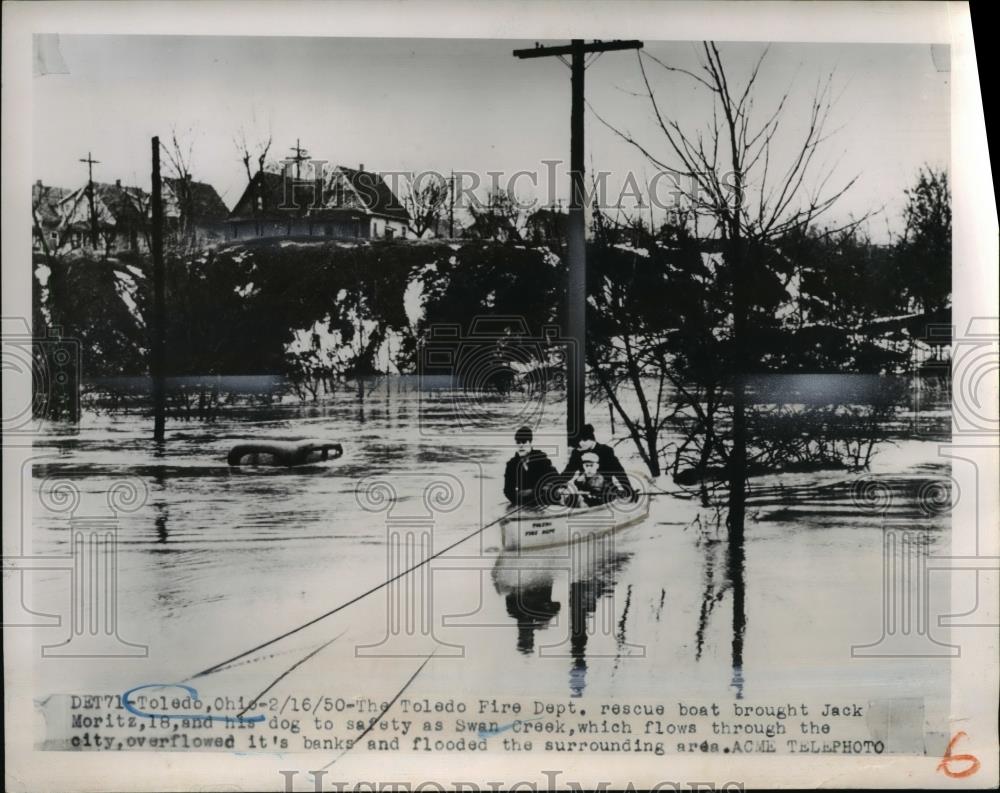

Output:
xmin=162 ymin=128 xmax=197 ymax=238
xmin=401 ymin=172 xmax=450 ymax=238
xmin=467 ymin=188 xmax=526 ymax=242
xmin=234 ymin=126 xmax=274 ymax=237
xmin=591 ymin=43 xmax=866 ymax=535
xmin=595 ymin=45 xmax=862 ymax=243
xmin=234 ymin=125 xmax=273 ymax=182
xmin=32 ymin=183 xmax=65 ymax=264
xmin=121 ymin=186 xmax=153 ymax=253
xmin=163 ymin=129 xmax=195 ymax=179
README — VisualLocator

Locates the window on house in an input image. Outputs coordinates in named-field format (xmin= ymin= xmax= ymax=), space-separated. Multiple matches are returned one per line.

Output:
xmin=385 ymin=227 xmax=394 ymax=240
xmin=324 ymin=224 xmax=334 ymax=236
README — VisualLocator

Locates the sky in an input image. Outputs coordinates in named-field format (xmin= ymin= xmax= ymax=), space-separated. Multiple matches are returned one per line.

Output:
xmin=32 ymin=35 xmax=950 ymax=241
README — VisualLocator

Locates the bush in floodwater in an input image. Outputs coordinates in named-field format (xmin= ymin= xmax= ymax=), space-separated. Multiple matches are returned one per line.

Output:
xmin=747 ymin=398 xmax=903 ymax=474
xmin=665 ymin=379 xmax=906 ymax=504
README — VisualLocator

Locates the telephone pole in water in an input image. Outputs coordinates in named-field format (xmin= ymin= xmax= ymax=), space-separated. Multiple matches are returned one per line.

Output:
xmin=514 ymin=39 xmax=643 ymax=447
xmin=151 ymin=137 xmax=166 ymax=443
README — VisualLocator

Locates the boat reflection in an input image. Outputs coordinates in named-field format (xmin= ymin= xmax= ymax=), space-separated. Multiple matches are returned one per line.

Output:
xmin=492 ymin=535 xmax=632 ymax=697
xmin=504 ymin=581 xmax=561 ymax=654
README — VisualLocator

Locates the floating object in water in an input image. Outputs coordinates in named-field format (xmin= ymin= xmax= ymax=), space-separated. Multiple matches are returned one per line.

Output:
xmin=226 ymin=440 xmax=343 ymax=468
xmin=499 ymin=480 xmax=650 ymax=551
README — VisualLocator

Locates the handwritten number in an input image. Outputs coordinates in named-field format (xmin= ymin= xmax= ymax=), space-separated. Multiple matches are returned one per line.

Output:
xmin=937 ymin=731 xmax=980 ymax=779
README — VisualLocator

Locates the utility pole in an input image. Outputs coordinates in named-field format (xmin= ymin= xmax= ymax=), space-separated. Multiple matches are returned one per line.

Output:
xmin=448 ymin=170 xmax=455 ymax=238
xmin=290 ymin=139 xmax=309 ymax=181
xmin=151 ymin=137 xmax=166 ymax=444
xmin=79 ymin=151 xmax=100 ymax=248
xmin=514 ymin=39 xmax=643 ymax=447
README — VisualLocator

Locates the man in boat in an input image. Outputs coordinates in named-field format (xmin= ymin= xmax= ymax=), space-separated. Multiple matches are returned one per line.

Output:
xmin=561 ymin=424 xmax=634 ymax=499
xmin=564 ymin=451 xmax=624 ymax=507
xmin=503 ymin=426 xmax=559 ymax=507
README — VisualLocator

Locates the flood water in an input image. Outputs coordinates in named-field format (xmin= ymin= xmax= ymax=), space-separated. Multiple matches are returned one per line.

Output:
xmin=26 ymin=380 xmax=953 ymax=724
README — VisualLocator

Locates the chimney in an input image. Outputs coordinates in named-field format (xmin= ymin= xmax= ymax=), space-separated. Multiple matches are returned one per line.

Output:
xmin=35 ymin=179 xmax=42 ymax=187
xmin=359 ymin=163 xmax=364 ymax=172
xmin=115 ymin=179 xmax=121 ymax=188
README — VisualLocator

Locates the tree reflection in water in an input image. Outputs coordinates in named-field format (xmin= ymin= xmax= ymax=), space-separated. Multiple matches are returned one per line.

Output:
xmin=152 ymin=464 xmax=169 ymax=544
xmin=693 ymin=513 xmax=747 ymax=699
xmin=728 ymin=524 xmax=747 ymax=699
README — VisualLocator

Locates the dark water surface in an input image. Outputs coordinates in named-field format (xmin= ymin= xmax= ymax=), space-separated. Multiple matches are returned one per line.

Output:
xmin=28 ymin=383 xmax=952 ymax=715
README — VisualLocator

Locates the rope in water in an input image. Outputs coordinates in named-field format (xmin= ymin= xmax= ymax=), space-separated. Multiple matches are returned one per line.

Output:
xmin=321 ymin=649 xmax=438 ymax=770
xmin=189 ymin=477 xmax=681 ymax=681
xmin=189 ymin=504 xmax=526 ymax=680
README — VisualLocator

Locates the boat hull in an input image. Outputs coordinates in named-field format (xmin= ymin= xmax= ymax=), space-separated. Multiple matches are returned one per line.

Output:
xmin=499 ymin=486 xmax=650 ymax=552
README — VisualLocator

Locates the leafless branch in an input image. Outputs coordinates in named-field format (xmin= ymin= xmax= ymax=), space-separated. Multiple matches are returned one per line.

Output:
xmin=234 ymin=125 xmax=273 ymax=181
xmin=639 ymin=49 xmax=719 ymax=94
xmin=401 ymin=172 xmax=450 ymax=238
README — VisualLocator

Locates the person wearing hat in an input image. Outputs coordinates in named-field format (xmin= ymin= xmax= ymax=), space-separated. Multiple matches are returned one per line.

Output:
xmin=565 ymin=450 xmax=621 ymax=507
xmin=561 ymin=423 xmax=634 ymax=500
xmin=503 ymin=426 xmax=559 ymax=507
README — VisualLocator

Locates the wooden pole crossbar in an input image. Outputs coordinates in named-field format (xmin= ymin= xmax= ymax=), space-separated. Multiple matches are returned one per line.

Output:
xmin=512 ymin=40 xmax=643 ymax=59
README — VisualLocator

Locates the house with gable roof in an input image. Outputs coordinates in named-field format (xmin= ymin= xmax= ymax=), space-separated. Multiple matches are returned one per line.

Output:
xmin=163 ymin=175 xmax=230 ymax=245
xmin=32 ymin=180 xmax=122 ymax=253
xmin=32 ymin=177 xmax=229 ymax=255
xmin=227 ymin=163 xmax=410 ymax=242
xmin=32 ymin=182 xmax=76 ymax=252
